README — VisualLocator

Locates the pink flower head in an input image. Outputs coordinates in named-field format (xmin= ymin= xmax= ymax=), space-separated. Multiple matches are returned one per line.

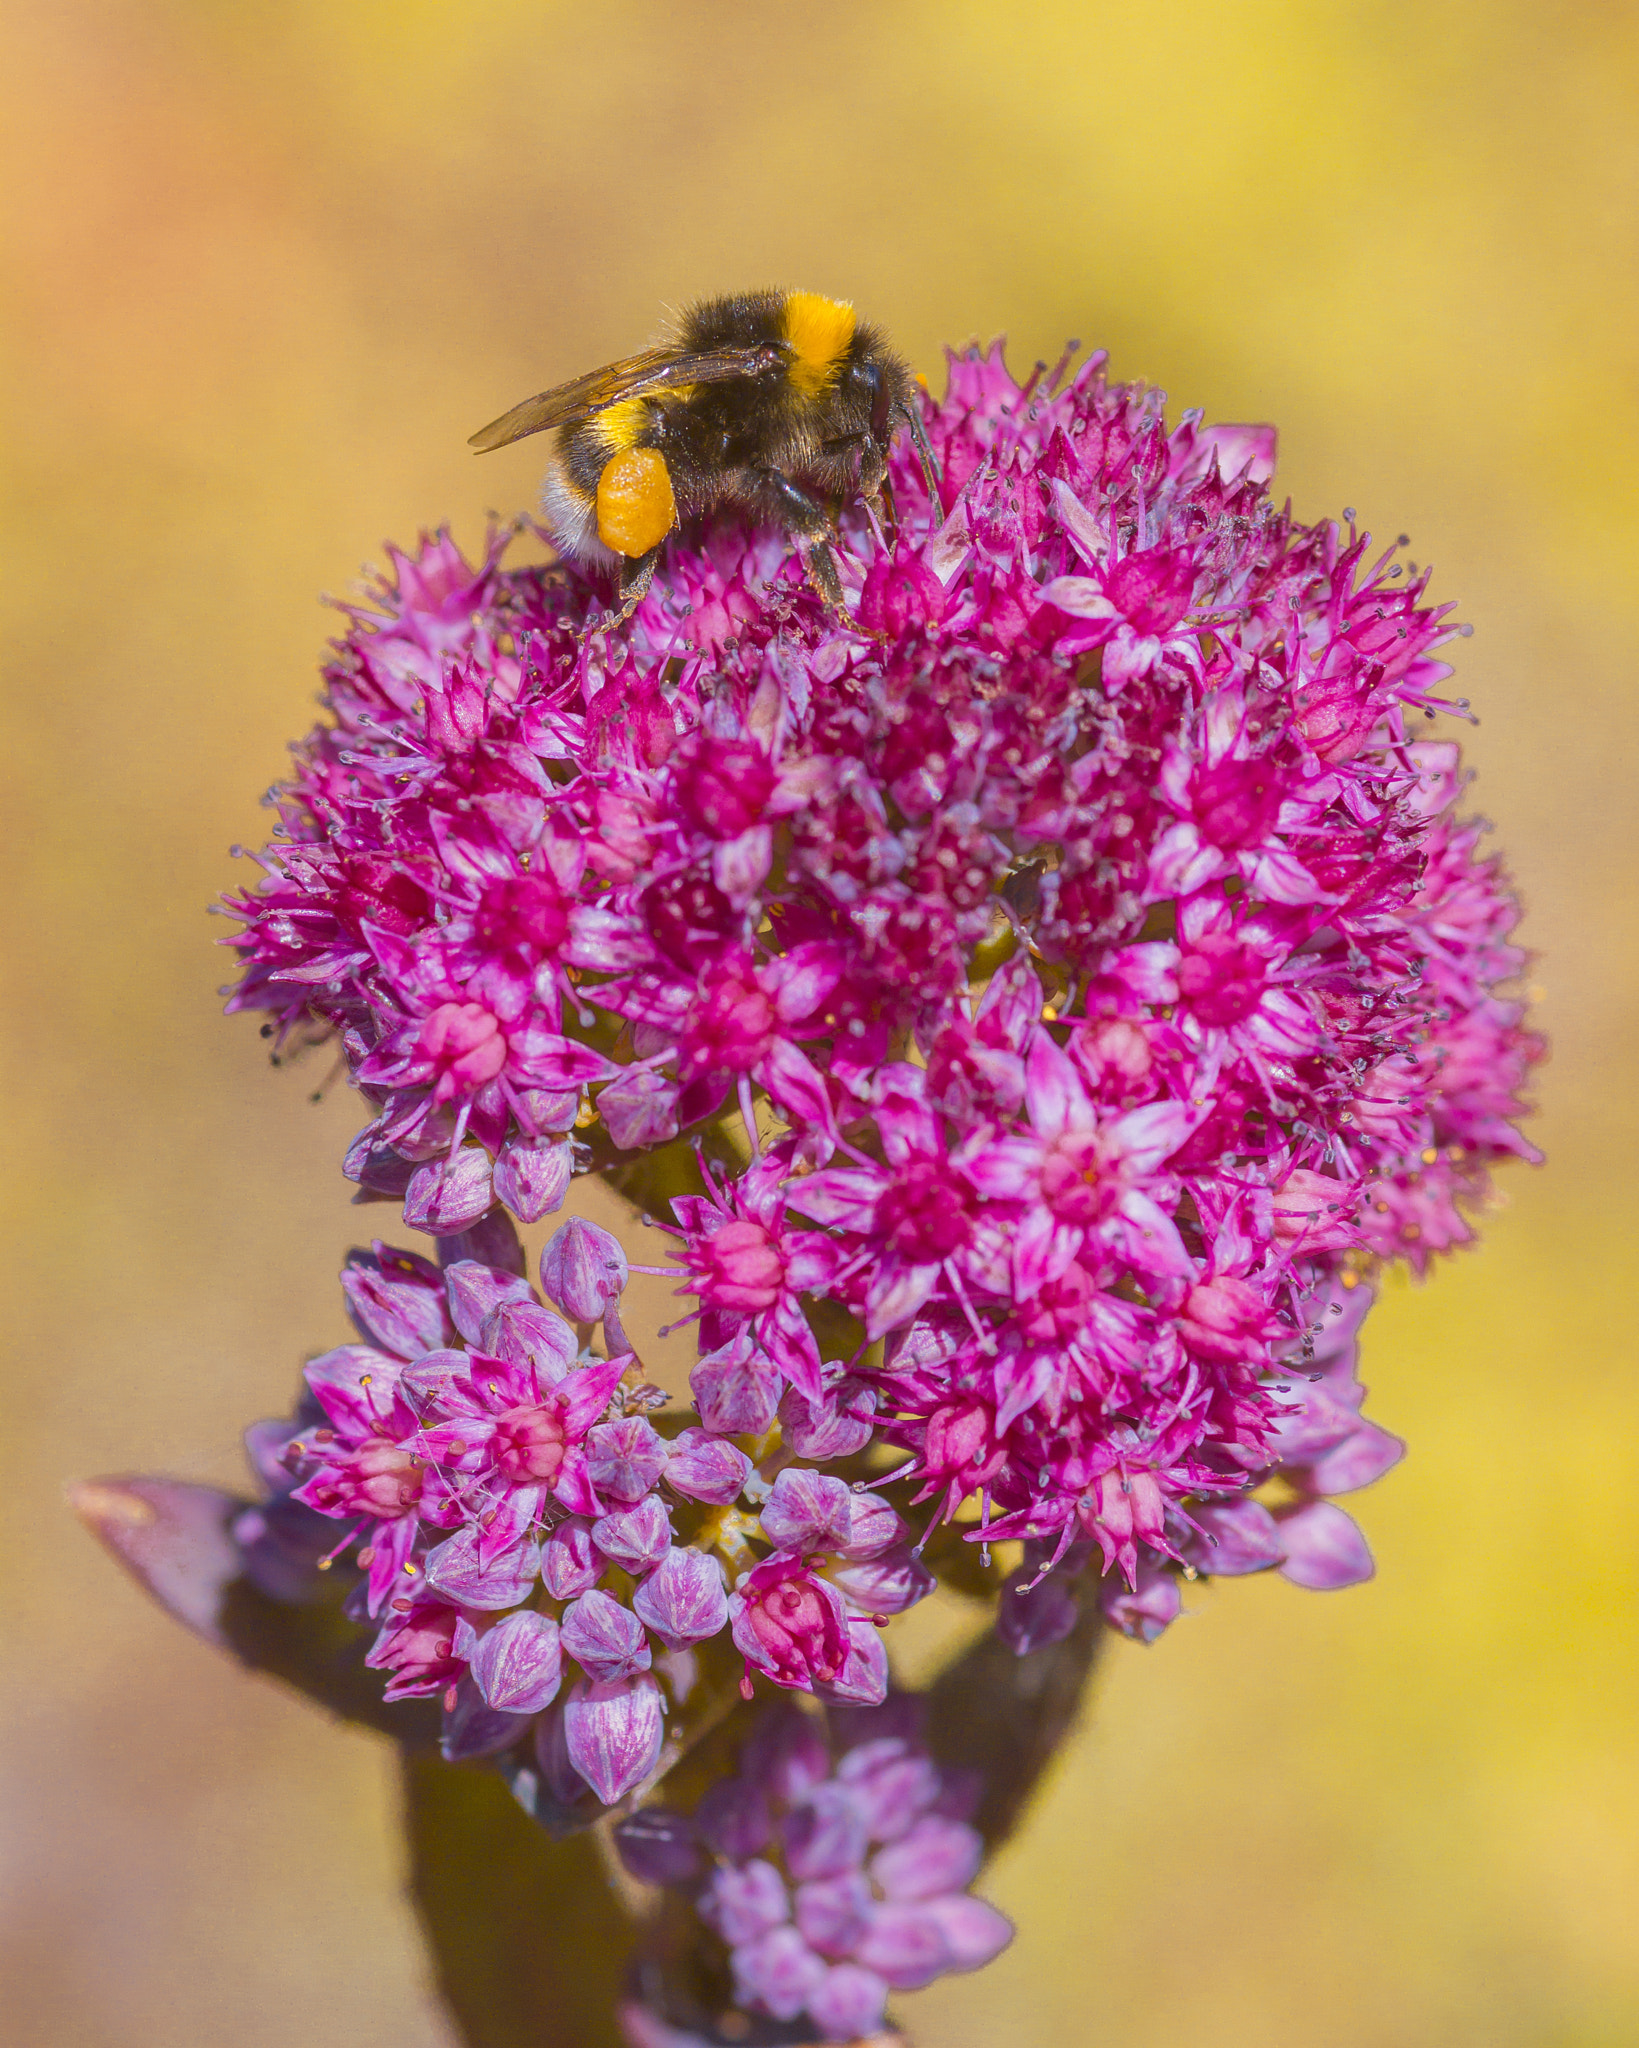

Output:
xmin=224 ymin=335 xmax=1539 ymax=1673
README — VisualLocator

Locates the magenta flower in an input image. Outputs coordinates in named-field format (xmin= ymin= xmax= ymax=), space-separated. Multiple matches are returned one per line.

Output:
xmin=729 ymin=1556 xmax=853 ymax=1693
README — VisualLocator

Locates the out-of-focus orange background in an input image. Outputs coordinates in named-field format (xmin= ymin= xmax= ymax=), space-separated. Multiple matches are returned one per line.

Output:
xmin=4 ymin=2 xmax=1636 ymax=2042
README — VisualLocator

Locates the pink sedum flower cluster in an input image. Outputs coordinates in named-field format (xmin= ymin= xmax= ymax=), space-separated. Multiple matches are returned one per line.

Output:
xmin=254 ymin=1213 xmax=906 ymax=1802
xmin=614 ymin=1701 xmax=1011 ymax=2045
xmin=227 ymin=339 xmax=1541 ymax=1655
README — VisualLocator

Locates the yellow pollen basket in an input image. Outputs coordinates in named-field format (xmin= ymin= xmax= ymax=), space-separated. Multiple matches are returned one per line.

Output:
xmin=783 ymin=291 xmax=856 ymax=398
xmin=596 ymin=447 xmax=677 ymax=557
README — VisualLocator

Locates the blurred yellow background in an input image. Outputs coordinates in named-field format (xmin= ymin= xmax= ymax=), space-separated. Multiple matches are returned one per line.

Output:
xmin=4 ymin=1 xmax=1636 ymax=2042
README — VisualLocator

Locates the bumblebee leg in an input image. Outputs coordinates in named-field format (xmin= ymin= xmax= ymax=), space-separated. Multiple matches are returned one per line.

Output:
xmin=897 ymin=401 xmax=943 ymax=504
xmin=818 ymin=430 xmax=887 ymax=500
xmin=751 ymin=469 xmax=849 ymax=617
xmin=802 ymin=536 xmax=846 ymax=613
xmin=590 ymin=545 xmax=660 ymax=635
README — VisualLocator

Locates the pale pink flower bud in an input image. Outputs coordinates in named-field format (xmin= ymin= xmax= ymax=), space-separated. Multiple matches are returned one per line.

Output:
xmin=835 ymin=1738 xmax=941 ymax=1842
xmin=806 ymin=1963 xmax=888 ymax=2041
xmin=827 ymin=1545 xmax=936 ymax=1618
xmin=1294 ymin=1419 xmax=1406 ymax=1496
xmin=341 ymin=1242 xmax=451 ymax=1357
xmin=729 ymin=1926 xmax=825 ymax=2022
xmin=596 ymin=1068 xmax=680 ymax=1150
xmin=1275 ymin=1500 xmax=1375 ymax=1588
xmin=919 ymin=1893 xmax=1014 ymax=1972
xmin=794 ymin=1872 xmax=873 ymax=1957
xmin=592 ymin=1494 xmax=673 ymax=1573
xmin=838 ymin=1489 xmax=906 ymax=1560
xmin=632 ymin=1546 xmax=729 ymax=1650
xmin=563 ymin=1672 xmax=664 ymax=1805
xmin=662 ymin=1426 xmax=752 ymax=1505
xmin=758 ymin=1467 xmax=853 ymax=1553
xmin=701 ymin=1858 xmax=790 ymax=1945
xmin=482 ymin=1299 xmax=578 ymax=1382
xmin=492 ymin=1134 xmax=573 ymax=1223
xmin=561 ymin=1588 xmax=652 ymax=1682
xmin=1186 ymin=1498 xmax=1283 ymax=1575
xmin=690 ymin=1335 xmax=781 ymax=1434
xmin=541 ymin=1516 xmax=603 ymax=1598
xmin=469 ymin=1609 xmax=562 ymax=1714
xmin=815 ymin=1618 xmax=890 ymax=1706
xmin=870 ymin=1816 xmax=982 ymax=1902
xmin=781 ymin=1785 xmax=867 ymax=1883
xmin=402 ymin=1147 xmax=496 ymax=1236
xmin=539 ymin=1215 xmax=628 ymax=1320
xmin=853 ymin=1902 xmax=952 ymax=1990
xmin=422 ymin=1528 xmax=542 ymax=1610
xmin=777 ymin=1380 xmax=876 ymax=1459
xmin=442 ymin=1259 xmax=534 ymax=1344
xmin=68 ymin=1477 xmax=240 ymax=1645
xmin=585 ymin=1415 xmax=669 ymax=1503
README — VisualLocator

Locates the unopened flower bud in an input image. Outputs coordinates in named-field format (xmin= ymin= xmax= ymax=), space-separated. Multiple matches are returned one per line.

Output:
xmin=632 ymin=1546 xmax=729 ymax=1650
xmin=691 ymin=1335 xmax=781 ymax=1435
xmin=422 ymin=1528 xmax=542 ymax=1611
xmin=563 ymin=1672 xmax=664 ymax=1805
xmin=493 ymin=1134 xmax=573 ymax=1224
xmin=539 ymin=1215 xmax=628 ymax=1320
xmin=1185 ymin=1497 xmax=1283 ymax=1576
xmin=541 ymin=1516 xmax=603 ymax=1599
xmin=469 ymin=1608 xmax=562 ymax=1714
xmin=592 ymin=1494 xmax=673 ymax=1573
xmin=561 ymin=1587 xmax=653 ymax=1683
xmin=402 ymin=1147 xmax=496 ymax=1236
xmin=701 ymin=1858 xmax=791 ymax=1945
xmin=442 ymin=1259 xmax=534 ymax=1345
xmin=662 ymin=1426 xmax=752 ymax=1505
xmin=341 ymin=1242 xmax=451 ymax=1357
xmin=870 ymin=1815 xmax=982 ymax=1902
xmin=1274 ymin=1500 xmax=1375 ymax=1588
xmin=585 ymin=1415 xmax=669 ymax=1504
xmin=759 ymin=1467 xmax=854 ymax=1554
xmin=613 ymin=1805 xmax=700 ymax=1886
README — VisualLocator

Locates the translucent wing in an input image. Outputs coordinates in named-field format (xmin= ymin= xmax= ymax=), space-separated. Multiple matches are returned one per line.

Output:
xmin=468 ymin=342 xmax=786 ymax=452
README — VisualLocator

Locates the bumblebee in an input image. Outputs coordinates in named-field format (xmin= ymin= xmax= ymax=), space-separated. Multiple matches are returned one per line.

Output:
xmin=469 ymin=289 xmax=939 ymax=623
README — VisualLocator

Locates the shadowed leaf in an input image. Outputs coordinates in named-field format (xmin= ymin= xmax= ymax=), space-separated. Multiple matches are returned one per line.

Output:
xmin=218 ymin=1572 xmax=441 ymax=1745
xmin=923 ymin=1594 xmax=1106 ymax=1854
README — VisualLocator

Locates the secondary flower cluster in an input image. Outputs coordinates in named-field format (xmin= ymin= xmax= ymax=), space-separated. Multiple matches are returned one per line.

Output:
xmin=225 ymin=340 xmax=1540 ymax=1648
xmin=614 ymin=1700 xmax=1011 ymax=2044
xmin=251 ymin=1212 xmax=931 ymax=1800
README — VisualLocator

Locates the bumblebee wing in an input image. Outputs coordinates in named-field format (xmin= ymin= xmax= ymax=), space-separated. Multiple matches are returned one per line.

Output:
xmin=468 ymin=342 xmax=785 ymax=452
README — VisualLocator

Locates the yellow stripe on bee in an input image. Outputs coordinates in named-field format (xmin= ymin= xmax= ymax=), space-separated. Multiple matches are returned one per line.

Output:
xmin=782 ymin=291 xmax=856 ymax=398
xmin=591 ymin=397 xmax=650 ymax=453
xmin=596 ymin=446 xmax=676 ymax=557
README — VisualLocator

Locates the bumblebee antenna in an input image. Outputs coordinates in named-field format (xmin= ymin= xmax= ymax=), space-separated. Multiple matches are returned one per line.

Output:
xmin=899 ymin=401 xmax=943 ymax=507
